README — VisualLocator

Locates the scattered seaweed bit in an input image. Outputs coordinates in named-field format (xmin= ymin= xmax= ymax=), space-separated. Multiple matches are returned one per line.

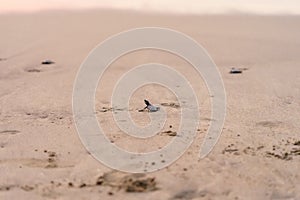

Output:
xmin=79 ymin=183 xmax=87 ymax=188
xmin=124 ymin=177 xmax=157 ymax=193
xmin=47 ymin=151 xmax=56 ymax=157
xmin=0 ymin=58 xmax=7 ymax=61
xmin=280 ymin=152 xmax=291 ymax=160
xmin=290 ymin=149 xmax=300 ymax=156
xmin=0 ymin=130 xmax=20 ymax=135
xmin=222 ymin=145 xmax=239 ymax=154
xmin=44 ymin=151 xmax=58 ymax=168
xmin=257 ymin=145 xmax=265 ymax=150
xmin=198 ymin=128 xmax=207 ymax=132
xmin=161 ymin=102 xmax=180 ymax=108
xmin=272 ymin=145 xmax=279 ymax=151
xmin=41 ymin=60 xmax=55 ymax=65
xmin=25 ymin=68 xmax=41 ymax=73
xmin=99 ymin=107 xmax=113 ymax=113
xmin=265 ymin=151 xmax=292 ymax=161
xmin=97 ymin=172 xmax=158 ymax=193
xmin=265 ymin=142 xmax=300 ymax=160
xmin=161 ymin=130 xmax=177 ymax=137
xmin=229 ymin=67 xmax=248 ymax=74
xmin=294 ymin=141 xmax=300 ymax=146
xmin=223 ymin=148 xmax=239 ymax=154
xmin=97 ymin=171 xmax=126 ymax=188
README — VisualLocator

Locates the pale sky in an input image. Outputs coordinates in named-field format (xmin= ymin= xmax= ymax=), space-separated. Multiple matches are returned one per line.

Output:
xmin=1 ymin=0 xmax=300 ymax=14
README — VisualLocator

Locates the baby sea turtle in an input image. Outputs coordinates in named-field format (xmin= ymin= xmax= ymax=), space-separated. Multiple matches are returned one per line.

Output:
xmin=139 ymin=100 xmax=160 ymax=112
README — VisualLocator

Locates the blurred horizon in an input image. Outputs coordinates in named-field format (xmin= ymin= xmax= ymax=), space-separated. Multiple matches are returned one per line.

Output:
xmin=1 ymin=0 xmax=300 ymax=15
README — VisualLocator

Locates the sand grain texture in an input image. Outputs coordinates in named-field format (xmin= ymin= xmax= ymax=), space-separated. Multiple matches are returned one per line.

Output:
xmin=0 ymin=10 xmax=300 ymax=200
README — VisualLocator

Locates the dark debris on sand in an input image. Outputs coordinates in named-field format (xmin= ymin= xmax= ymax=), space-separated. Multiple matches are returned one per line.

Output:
xmin=229 ymin=67 xmax=248 ymax=74
xmin=294 ymin=141 xmax=300 ymax=146
xmin=161 ymin=130 xmax=177 ymax=137
xmin=96 ymin=172 xmax=158 ymax=193
xmin=41 ymin=60 xmax=55 ymax=65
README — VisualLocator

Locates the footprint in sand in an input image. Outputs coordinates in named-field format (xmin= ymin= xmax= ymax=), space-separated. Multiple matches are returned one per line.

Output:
xmin=256 ymin=121 xmax=282 ymax=128
xmin=25 ymin=111 xmax=49 ymax=119
xmin=0 ymin=130 xmax=20 ymax=135
xmin=160 ymin=102 xmax=180 ymax=108
xmin=172 ymin=189 xmax=209 ymax=199
xmin=0 ymin=150 xmax=59 ymax=168
xmin=24 ymin=68 xmax=42 ymax=73
xmin=0 ymin=130 xmax=21 ymax=148
xmin=25 ymin=110 xmax=67 ymax=125
xmin=24 ymin=158 xmax=57 ymax=169
xmin=222 ymin=144 xmax=265 ymax=156
xmin=98 ymin=107 xmax=127 ymax=113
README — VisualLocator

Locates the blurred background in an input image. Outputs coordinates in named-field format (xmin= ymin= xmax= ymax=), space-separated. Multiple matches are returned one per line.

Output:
xmin=1 ymin=0 xmax=300 ymax=15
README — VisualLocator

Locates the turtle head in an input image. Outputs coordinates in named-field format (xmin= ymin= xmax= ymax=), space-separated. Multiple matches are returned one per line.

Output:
xmin=144 ymin=99 xmax=151 ymax=106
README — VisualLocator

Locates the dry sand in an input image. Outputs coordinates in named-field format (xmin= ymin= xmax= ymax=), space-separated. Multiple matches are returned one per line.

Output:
xmin=0 ymin=10 xmax=300 ymax=200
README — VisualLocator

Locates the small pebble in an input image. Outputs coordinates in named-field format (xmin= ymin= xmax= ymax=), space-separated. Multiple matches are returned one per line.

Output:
xmin=108 ymin=192 xmax=114 ymax=196
xmin=230 ymin=68 xmax=242 ymax=74
xmin=41 ymin=60 xmax=55 ymax=65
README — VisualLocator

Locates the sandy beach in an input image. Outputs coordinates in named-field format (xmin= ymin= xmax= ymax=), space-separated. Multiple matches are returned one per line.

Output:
xmin=0 ymin=10 xmax=300 ymax=200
